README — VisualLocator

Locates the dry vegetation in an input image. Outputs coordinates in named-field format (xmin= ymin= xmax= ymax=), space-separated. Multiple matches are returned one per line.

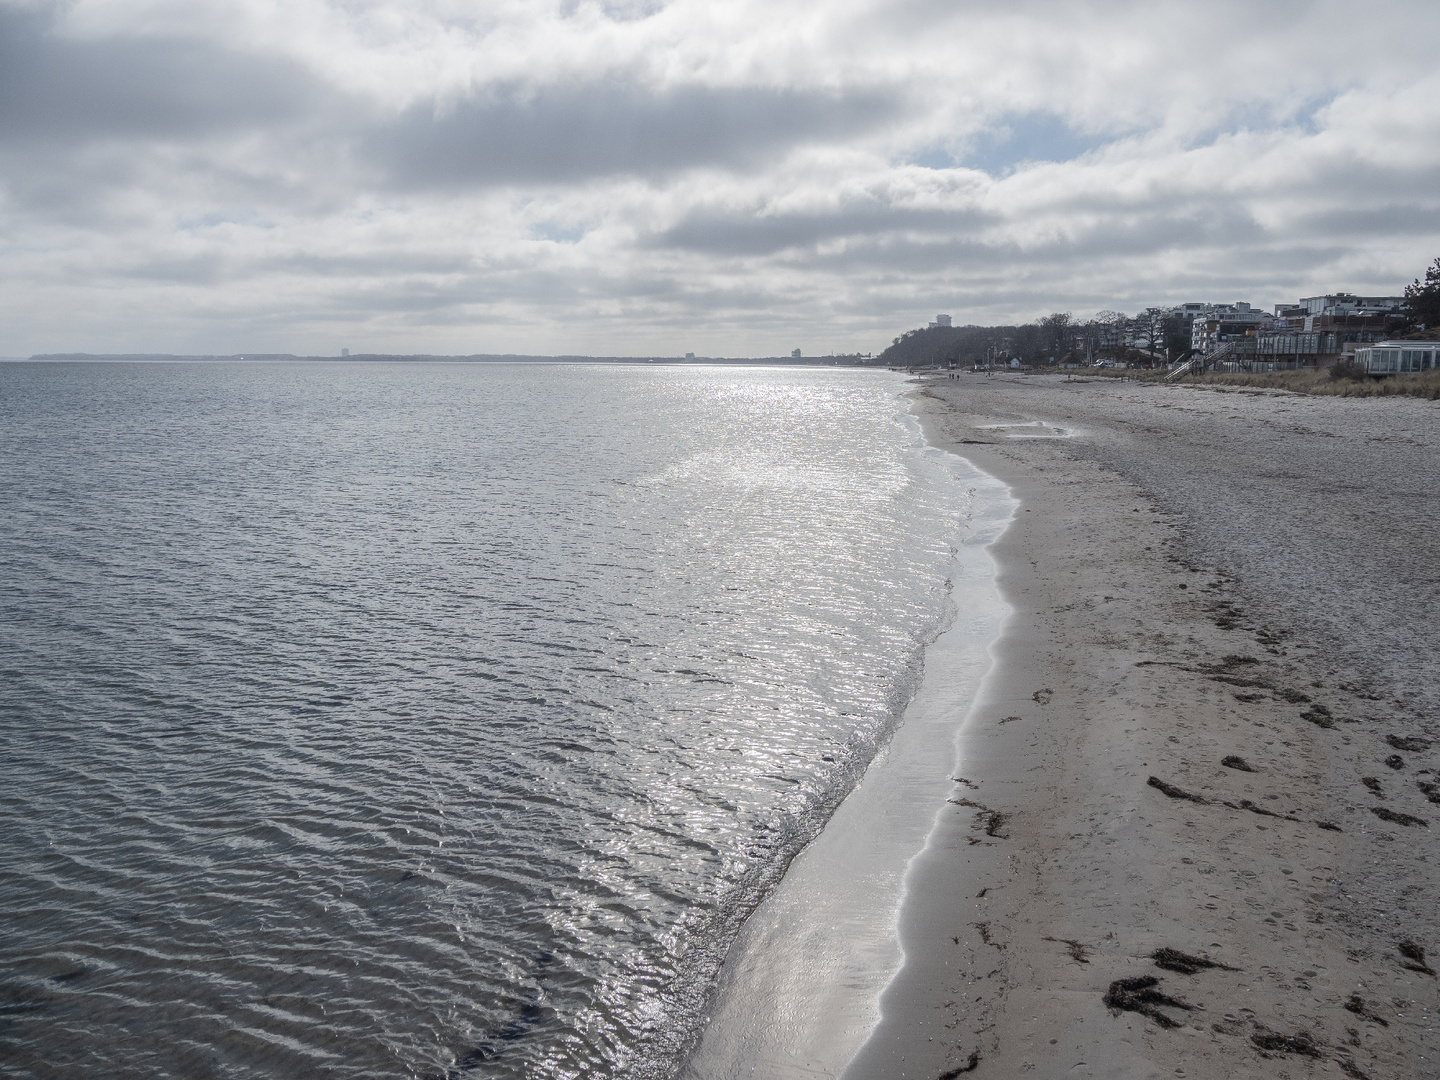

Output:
xmin=1090 ymin=367 xmax=1440 ymax=399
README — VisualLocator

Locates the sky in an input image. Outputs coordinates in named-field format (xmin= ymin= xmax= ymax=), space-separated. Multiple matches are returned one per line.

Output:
xmin=2 ymin=0 xmax=1439 ymax=358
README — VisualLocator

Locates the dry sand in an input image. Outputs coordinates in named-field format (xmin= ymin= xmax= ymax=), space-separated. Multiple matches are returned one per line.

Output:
xmin=843 ymin=373 xmax=1439 ymax=1080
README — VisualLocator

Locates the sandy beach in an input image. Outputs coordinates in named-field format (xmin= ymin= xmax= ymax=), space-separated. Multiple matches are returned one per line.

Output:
xmin=844 ymin=372 xmax=1439 ymax=1080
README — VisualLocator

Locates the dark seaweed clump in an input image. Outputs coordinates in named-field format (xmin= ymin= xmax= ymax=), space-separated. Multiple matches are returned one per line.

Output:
xmin=1237 ymin=799 xmax=1300 ymax=822
xmin=1399 ymin=940 xmax=1436 ymax=976
xmin=1372 ymin=806 xmax=1427 ymax=828
xmin=1151 ymin=948 xmax=1237 ymax=975
xmin=1221 ymin=755 xmax=1254 ymax=772
xmin=1387 ymin=734 xmax=1431 ymax=753
xmin=936 ymin=1050 xmax=980 ymax=1078
xmin=1344 ymin=993 xmax=1388 ymax=1026
xmin=1147 ymin=776 xmax=1207 ymax=803
xmin=1103 ymin=976 xmax=1193 ymax=1029
xmin=1250 ymin=1028 xmax=1322 ymax=1058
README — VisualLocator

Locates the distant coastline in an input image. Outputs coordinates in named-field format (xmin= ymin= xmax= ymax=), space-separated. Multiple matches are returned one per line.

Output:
xmin=16 ymin=352 xmax=884 ymax=366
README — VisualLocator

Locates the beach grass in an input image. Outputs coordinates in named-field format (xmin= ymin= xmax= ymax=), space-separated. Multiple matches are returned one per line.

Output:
xmin=1087 ymin=366 xmax=1440 ymax=399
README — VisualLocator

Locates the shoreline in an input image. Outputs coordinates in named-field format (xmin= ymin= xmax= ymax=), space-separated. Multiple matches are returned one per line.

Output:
xmin=843 ymin=373 xmax=1438 ymax=1079
xmin=677 ymin=400 xmax=1016 ymax=1079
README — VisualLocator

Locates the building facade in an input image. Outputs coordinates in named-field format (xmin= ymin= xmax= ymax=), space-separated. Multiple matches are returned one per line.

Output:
xmin=1354 ymin=341 xmax=1439 ymax=374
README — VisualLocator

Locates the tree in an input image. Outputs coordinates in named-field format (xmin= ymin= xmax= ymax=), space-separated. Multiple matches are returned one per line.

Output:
xmin=1040 ymin=312 xmax=1072 ymax=357
xmin=1404 ymin=257 xmax=1440 ymax=329
xmin=1135 ymin=307 xmax=1168 ymax=356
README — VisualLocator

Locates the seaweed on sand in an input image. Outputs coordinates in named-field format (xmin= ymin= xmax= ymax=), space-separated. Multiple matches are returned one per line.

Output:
xmin=1343 ymin=993 xmax=1388 ymax=1026
xmin=1250 ymin=1027 xmax=1322 ymax=1058
xmin=1147 ymin=776 xmax=1207 ymax=803
xmin=1371 ymin=806 xmax=1427 ymax=828
xmin=1150 ymin=948 xmax=1237 ymax=975
xmin=936 ymin=1050 xmax=980 ymax=1078
xmin=1398 ymin=940 xmax=1436 ymax=976
xmin=1236 ymin=799 xmax=1301 ymax=822
xmin=1387 ymin=734 xmax=1431 ymax=753
xmin=1043 ymin=936 xmax=1090 ymax=963
xmin=1103 ymin=976 xmax=1193 ymax=1029
xmin=948 ymin=798 xmax=1009 ymax=839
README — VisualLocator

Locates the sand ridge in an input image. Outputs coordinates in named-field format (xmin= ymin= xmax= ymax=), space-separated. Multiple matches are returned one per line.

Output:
xmin=843 ymin=374 xmax=1437 ymax=1080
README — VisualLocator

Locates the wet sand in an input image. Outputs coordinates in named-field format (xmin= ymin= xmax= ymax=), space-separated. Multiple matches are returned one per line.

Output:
xmin=679 ymin=436 xmax=1016 ymax=1080
xmin=844 ymin=373 xmax=1439 ymax=1080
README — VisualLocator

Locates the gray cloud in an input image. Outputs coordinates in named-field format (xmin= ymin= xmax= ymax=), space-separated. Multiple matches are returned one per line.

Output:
xmin=362 ymin=83 xmax=899 ymax=187
xmin=1292 ymin=205 xmax=1440 ymax=237
xmin=650 ymin=194 xmax=1263 ymax=266
xmin=651 ymin=204 xmax=997 ymax=256
xmin=0 ymin=7 xmax=326 ymax=146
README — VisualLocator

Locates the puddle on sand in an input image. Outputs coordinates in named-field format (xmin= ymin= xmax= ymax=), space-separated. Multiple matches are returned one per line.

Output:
xmin=976 ymin=421 xmax=1076 ymax=439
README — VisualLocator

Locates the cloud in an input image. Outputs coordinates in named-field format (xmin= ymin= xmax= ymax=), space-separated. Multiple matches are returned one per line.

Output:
xmin=0 ymin=6 xmax=325 ymax=144
xmin=652 ymin=201 xmax=996 ymax=257
xmin=364 ymin=83 xmax=898 ymax=188
xmin=0 ymin=0 xmax=1438 ymax=356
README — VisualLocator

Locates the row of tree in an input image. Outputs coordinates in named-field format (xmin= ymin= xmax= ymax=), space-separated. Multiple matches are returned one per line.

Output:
xmin=1405 ymin=257 xmax=1440 ymax=331
xmin=878 ymin=255 xmax=1440 ymax=368
xmin=876 ymin=309 xmax=1179 ymax=368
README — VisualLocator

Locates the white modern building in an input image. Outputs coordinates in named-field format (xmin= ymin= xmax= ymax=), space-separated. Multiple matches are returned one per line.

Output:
xmin=1296 ymin=294 xmax=1404 ymax=318
xmin=1190 ymin=302 xmax=1271 ymax=355
xmin=1354 ymin=341 xmax=1439 ymax=374
xmin=928 ymin=314 xmax=953 ymax=328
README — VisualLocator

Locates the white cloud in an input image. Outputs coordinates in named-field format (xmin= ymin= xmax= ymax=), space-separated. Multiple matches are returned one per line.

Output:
xmin=1 ymin=0 xmax=1437 ymax=356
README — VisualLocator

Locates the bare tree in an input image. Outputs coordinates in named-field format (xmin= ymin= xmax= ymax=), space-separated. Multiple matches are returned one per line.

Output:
xmin=1039 ymin=312 xmax=1072 ymax=361
xmin=1135 ymin=307 xmax=1169 ymax=358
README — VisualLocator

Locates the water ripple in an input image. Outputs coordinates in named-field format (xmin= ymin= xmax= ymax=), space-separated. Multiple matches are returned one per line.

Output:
xmin=0 ymin=362 xmax=974 ymax=1079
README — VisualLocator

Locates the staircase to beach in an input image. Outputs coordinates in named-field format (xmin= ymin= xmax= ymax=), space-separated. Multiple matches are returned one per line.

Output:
xmin=1169 ymin=340 xmax=1246 ymax=379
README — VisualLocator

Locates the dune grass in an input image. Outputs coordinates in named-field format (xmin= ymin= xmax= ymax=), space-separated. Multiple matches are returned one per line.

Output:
xmin=1089 ymin=367 xmax=1440 ymax=400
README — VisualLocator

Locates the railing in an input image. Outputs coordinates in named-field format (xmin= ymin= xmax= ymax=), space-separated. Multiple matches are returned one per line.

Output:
xmin=1173 ymin=338 xmax=1332 ymax=380
xmin=1165 ymin=356 xmax=1199 ymax=380
xmin=1169 ymin=339 xmax=1239 ymax=378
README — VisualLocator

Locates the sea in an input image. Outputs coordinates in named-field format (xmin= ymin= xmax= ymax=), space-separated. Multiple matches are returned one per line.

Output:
xmin=0 ymin=361 xmax=1011 ymax=1079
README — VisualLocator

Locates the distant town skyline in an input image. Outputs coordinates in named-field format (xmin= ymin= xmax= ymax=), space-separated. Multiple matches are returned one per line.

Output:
xmin=2 ymin=0 xmax=1437 ymax=358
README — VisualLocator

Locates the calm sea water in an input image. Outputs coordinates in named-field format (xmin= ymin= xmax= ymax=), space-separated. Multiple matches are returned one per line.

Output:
xmin=0 ymin=362 xmax=982 ymax=1079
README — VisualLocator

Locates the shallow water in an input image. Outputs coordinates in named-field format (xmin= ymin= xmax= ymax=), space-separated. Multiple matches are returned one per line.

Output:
xmin=0 ymin=362 xmax=986 ymax=1079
